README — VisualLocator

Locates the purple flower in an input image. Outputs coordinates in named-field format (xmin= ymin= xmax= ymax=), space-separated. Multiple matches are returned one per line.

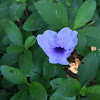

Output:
xmin=36 ymin=27 xmax=78 ymax=65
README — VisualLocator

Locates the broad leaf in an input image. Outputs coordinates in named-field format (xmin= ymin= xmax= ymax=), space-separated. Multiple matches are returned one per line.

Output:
xmin=30 ymin=73 xmax=44 ymax=85
xmin=35 ymin=0 xmax=68 ymax=29
xmin=78 ymin=52 xmax=98 ymax=85
xmin=78 ymin=27 xmax=100 ymax=48
xmin=74 ymin=0 xmax=96 ymax=29
xmin=50 ymin=78 xmax=81 ymax=97
xmin=5 ymin=20 xmax=23 ymax=47
xmin=0 ymin=53 xmax=21 ymax=66
xmin=86 ymin=85 xmax=100 ymax=100
xmin=19 ymin=50 xmax=33 ymax=76
xmin=95 ymin=67 xmax=100 ymax=83
xmin=50 ymin=92 xmax=76 ymax=100
xmin=29 ymin=82 xmax=47 ymax=100
xmin=10 ymin=90 xmax=28 ymax=100
xmin=43 ymin=57 xmax=62 ymax=78
xmin=76 ymin=34 xmax=91 ymax=56
xmin=68 ymin=0 xmax=83 ymax=28
xmin=0 ymin=3 xmax=9 ymax=19
xmin=1 ymin=65 xmax=28 ymax=84
xmin=9 ymin=2 xmax=26 ymax=20
xmin=24 ymin=36 xmax=36 ymax=50
xmin=32 ymin=47 xmax=46 ymax=74
xmin=23 ymin=12 xmax=47 ymax=31
xmin=7 ymin=45 xmax=24 ymax=54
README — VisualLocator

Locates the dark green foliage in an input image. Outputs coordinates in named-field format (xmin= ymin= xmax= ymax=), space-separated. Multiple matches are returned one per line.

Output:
xmin=0 ymin=0 xmax=100 ymax=100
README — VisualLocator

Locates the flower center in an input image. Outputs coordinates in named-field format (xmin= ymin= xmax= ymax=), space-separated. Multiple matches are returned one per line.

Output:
xmin=53 ymin=47 xmax=66 ymax=54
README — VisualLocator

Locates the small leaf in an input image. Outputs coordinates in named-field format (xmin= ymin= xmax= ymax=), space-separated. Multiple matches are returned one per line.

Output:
xmin=78 ymin=27 xmax=100 ymax=48
xmin=24 ymin=36 xmax=36 ymax=50
xmin=1 ymin=65 xmax=28 ymax=84
xmin=10 ymin=90 xmax=28 ymax=100
xmin=86 ymin=85 xmax=100 ymax=100
xmin=43 ymin=57 xmax=62 ymax=78
xmin=29 ymin=82 xmax=47 ymax=100
xmin=32 ymin=47 xmax=46 ymax=74
xmin=35 ymin=0 xmax=68 ymax=29
xmin=68 ymin=0 xmax=83 ymax=28
xmin=50 ymin=78 xmax=81 ymax=97
xmin=78 ymin=52 xmax=98 ymax=85
xmin=5 ymin=20 xmax=23 ymax=47
xmin=30 ymin=73 xmax=44 ymax=86
xmin=76 ymin=34 xmax=91 ymax=56
xmin=80 ymin=86 xmax=87 ymax=96
xmin=9 ymin=3 xmax=26 ymax=20
xmin=74 ymin=0 xmax=96 ymax=29
xmin=50 ymin=92 xmax=76 ymax=100
xmin=23 ymin=12 xmax=47 ymax=31
xmin=0 ymin=53 xmax=21 ymax=66
xmin=7 ymin=45 xmax=24 ymax=54
xmin=19 ymin=50 xmax=33 ymax=75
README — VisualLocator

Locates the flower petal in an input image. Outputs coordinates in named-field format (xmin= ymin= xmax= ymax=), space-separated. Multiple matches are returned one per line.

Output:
xmin=49 ymin=49 xmax=73 ymax=65
xmin=57 ymin=27 xmax=72 ymax=48
xmin=57 ymin=27 xmax=78 ymax=50
xmin=36 ymin=27 xmax=78 ymax=65
xmin=36 ymin=30 xmax=58 ymax=56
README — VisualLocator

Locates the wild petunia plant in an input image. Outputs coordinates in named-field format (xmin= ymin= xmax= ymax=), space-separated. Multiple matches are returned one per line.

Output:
xmin=37 ymin=27 xmax=78 ymax=65
xmin=0 ymin=0 xmax=100 ymax=100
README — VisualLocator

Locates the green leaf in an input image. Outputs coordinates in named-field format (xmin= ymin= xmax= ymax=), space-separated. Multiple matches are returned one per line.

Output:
xmin=1 ymin=77 xmax=15 ymax=89
xmin=16 ymin=0 xmax=26 ymax=3
xmin=80 ymin=86 xmax=87 ymax=96
xmin=19 ymin=50 xmax=33 ymax=76
xmin=50 ymin=92 xmax=65 ymax=100
xmin=17 ymin=84 xmax=29 ymax=90
xmin=5 ymin=20 xmax=23 ymax=47
xmin=0 ymin=4 xmax=9 ymax=19
xmin=2 ymin=35 xmax=11 ymax=45
xmin=78 ymin=27 xmax=100 ymax=48
xmin=23 ymin=12 xmax=47 ymax=31
xmin=86 ymin=85 xmax=100 ymax=100
xmin=29 ymin=82 xmax=47 ymax=100
xmin=24 ymin=36 xmax=36 ymax=50
xmin=56 ymin=68 xmax=67 ymax=78
xmin=32 ymin=47 xmax=46 ymax=74
xmin=0 ymin=53 xmax=21 ymax=66
xmin=95 ymin=67 xmax=100 ymax=83
xmin=10 ymin=90 xmax=28 ymax=100
xmin=30 ymin=73 xmax=44 ymax=86
xmin=35 ymin=0 xmax=68 ymax=29
xmin=43 ymin=57 xmax=62 ymax=78
xmin=74 ymin=0 xmax=96 ymax=29
xmin=81 ymin=98 xmax=88 ymax=100
xmin=78 ymin=52 xmax=98 ymax=85
xmin=97 ymin=0 xmax=100 ymax=6
xmin=7 ymin=45 xmax=24 ymax=54
xmin=1 ymin=65 xmax=28 ymax=84
xmin=68 ymin=0 xmax=83 ymax=28
xmin=9 ymin=3 xmax=26 ymax=20
xmin=50 ymin=78 xmax=81 ymax=97
xmin=76 ymin=34 xmax=91 ymax=56
xmin=50 ymin=92 xmax=76 ymax=100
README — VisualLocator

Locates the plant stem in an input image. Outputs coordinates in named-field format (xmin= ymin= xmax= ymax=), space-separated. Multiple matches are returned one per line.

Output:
xmin=25 ymin=9 xmax=28 ymax=18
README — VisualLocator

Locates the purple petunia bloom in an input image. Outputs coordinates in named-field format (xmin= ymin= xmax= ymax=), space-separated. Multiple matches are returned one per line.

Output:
xmin=36 ymin=27 xmax=78 ymax=65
